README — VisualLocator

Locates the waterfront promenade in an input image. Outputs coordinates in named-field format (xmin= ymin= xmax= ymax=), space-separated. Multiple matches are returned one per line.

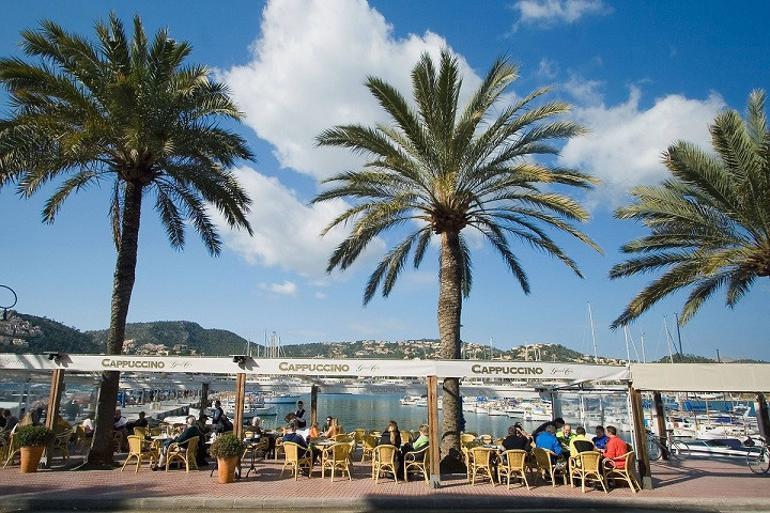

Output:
xmin=2 ymin=457 xmax=768 ymax=512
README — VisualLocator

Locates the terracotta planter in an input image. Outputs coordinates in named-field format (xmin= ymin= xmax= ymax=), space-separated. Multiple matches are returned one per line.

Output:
xmin=217 ymin=456 xmax=239 ymax=483
xmin=20 ymin=446 xmax=45 ymax=473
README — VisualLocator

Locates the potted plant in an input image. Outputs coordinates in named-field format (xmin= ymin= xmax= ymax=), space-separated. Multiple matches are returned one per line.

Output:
xmin=15 ymin=425 xmax=54 ymax=473
xmin=209 ymin=433 xmax=244 ymax=483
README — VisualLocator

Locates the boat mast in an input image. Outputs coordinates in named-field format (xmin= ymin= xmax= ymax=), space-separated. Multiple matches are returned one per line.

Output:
xmin=663 ymin=317 xmax=675 ymax=364
xmin=674 ymin=312 xmax=684 ymax=356
xmin=588 ymin=302 xmax=598 ymax=363
xmin=623 ymin=325 xmax=631 ymax=363
xmin=640 ymin=331 xmax=647 ymax=363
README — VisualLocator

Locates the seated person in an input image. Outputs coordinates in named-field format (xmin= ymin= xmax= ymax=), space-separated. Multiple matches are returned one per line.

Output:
xmin=153 ymin=416 xmax=201 ymax=470
xmin=134 ymin=411 xmax=149 ymax=428
xmin=308 ymin=422 xmax=320 ymax=439
xmin=603 ymin=426 xmax=629 ymax=469
xmin=593 ymin=425 xmax=609 ymax=451
xmin=248 ymin=416 xmax=263 ymax=437
xmin=401 ymin=424 xmax=429 ymax=459
xmin=81 ymin=416 xmax=94 ymax=437
xmin=534 ymin=424 xmax=563 ymax=463
xmin=502 ymin=423 xmax=532 ymax=452
xmin=556 ymin=423 xmax=575 ymax=451
xmin=569 ymin=426 xmax=595 ymax=458
xmin=321 ymin=416 xmax=338 ymax=438
xmin=379 ymin=420 xmax=401 ymax=447
xmin=532 ymin=417 xmax=565 ymax=438
xmin=113 ymin=408 xmax=128 ymax=450
xmin=282 ymin=419 xmax=318 ymax=464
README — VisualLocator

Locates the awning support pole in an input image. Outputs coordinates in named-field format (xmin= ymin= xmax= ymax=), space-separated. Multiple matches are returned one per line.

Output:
xmin=198 ymin=383 xmax=209 ymax=422
xmin=427 ymin=375 xmax=441 ymax=488
xmin=234 ymin=373 xmax=246 ymax=440
xmin=42 ymin=368 xmax=64 ymax=469
xmin=653 ymin=391 xmax=668 ymax=460
xmin=629 ymin=385 xmax=653 ymax=489
xmin=756 ymin=393 xmax=770 ymax=441
xmin=310 ymin=384 xmax=318 ymax=426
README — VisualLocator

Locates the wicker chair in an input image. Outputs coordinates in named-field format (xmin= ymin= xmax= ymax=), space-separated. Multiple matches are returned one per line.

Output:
xmin=372 ymin=444 xmax=398 ymax=484
xmin=50 ymin=428 xmax=74 ymax=462
xmin=133 ymin=426 xmax=148 ymax=438
xmin=469 ymin=447 xmax=496 ymax=485
xmin=403 ymin=445 xmax=430 ymax=484
xmin=3 ymin=433 xmax=20 ymax=468
xmin=280 ymin=441 xmax=313 ymax=480
xmin=401 ymin=431 xmax=413 ymax=445
xmin=360 ymin=434 xmax=377 ymax=462
xmin=164 ymin=436 xmax=199 ymax=472
xmin=569 ymin=451 xmax=607 ymax=493
xmin=604 ymin=451 xmax=641 ymax=493
xmin=460 ymin=433 xmax=477 ymax=447
xmin=320 ymin=442 xmax=353 ymax=481
xmin=497 ymin=449 xmax=530 ymax=490
xmin=352 ymin=428 xmax=367 ymax=449
xmin=274 ymin=437 xmax=286 ymax=461
xmin=532 ymin=447 xmax=567 ymax=487
xmin=121 ymin=435 xmax=158 ymax=472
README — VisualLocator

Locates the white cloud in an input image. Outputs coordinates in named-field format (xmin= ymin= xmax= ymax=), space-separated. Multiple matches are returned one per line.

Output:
xmin=562 ymin=74 xmax=604 ymax=106
xmin=536 ymin=58 xmax=559 ymax=80
xmin=222 ymin=0 xmax=482 ymax=180
xmin=314 ymin=291 xmax=328 ymax=300
xmin=513 ymin=0 xmax=609 ymax=29
xmin=558 ymin=87 xmax=726 ymax=203
xmin=211 ymin=166 xmax=385 ymax=280
xmin=260 ymin=280 xmax=298 ymax=296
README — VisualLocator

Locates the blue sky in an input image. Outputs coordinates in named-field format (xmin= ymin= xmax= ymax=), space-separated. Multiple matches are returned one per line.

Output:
xmin=1 ymin=0 xmax=769 ymax=360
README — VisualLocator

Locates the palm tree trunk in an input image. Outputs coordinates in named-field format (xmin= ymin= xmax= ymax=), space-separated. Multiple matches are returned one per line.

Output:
xmin=437 ymin=230 xmax=463 ymax=467
xmin=86 ymin=181 xmax=143 ymax=466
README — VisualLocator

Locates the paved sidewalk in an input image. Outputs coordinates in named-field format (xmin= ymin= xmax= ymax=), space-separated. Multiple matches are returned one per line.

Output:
xmin=2 ymin=456 xmax=768 ymax=512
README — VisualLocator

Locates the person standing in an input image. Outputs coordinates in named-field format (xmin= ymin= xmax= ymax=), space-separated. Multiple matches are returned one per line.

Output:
xmin=211 ymin=400 xmax=232 ymax=433
xmin=293 ymin=401 xmax=307 ymax=429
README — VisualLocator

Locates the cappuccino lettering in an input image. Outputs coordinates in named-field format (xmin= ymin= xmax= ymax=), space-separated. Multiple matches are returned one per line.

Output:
xmin=101 ymin=359 xmax=165 ymax=369
xmin=278 ymin=362 xmax=350 ymax=374
xmin=470 ymin=364 xmax=543 ymax=375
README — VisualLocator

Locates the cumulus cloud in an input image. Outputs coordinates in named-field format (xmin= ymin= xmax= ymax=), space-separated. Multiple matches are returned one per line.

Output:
xmin=260 ymin=280 xmax=298 ymax=296
xmin=210 ymin=166 xmax=385 ymax=280
xmin=513 ymin=0 xmax=609 ymax=29
xmin=559 ymin=87 xmax=726 ymax=204
xmin=221 ymin=0 xmax=482 ymax=180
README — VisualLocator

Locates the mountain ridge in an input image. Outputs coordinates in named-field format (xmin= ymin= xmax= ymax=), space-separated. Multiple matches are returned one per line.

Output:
xmin=0 ymin=312 xmax=764 ymax=364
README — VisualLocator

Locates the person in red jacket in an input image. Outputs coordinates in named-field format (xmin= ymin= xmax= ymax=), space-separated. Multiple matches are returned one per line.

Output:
xmin=603 ymin=425 xmax=629 ymax=469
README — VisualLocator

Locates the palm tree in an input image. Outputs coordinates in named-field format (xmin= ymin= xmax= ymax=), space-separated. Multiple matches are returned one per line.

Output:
xmin=0 ymin=15 xmax=253 ymax=465
xmin=313 ymin=50 xmax=599 ymax=462
xmin=610 ymin=90 xmax=770 ymax=329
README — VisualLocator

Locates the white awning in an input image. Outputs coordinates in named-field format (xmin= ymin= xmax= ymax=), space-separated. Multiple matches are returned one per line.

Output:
xmin=630 ymin=363 xmax=770 ymax=392
xmin=0 ymin=353 xmax=630 ymax=384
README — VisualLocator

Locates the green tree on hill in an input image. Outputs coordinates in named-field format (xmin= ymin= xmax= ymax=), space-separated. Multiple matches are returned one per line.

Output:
xmin=611 ymin=91 xmax=770 ymax=328
xmin=313 ymin=50 xmax=599 ymax=463
xmin=0 ymin=15 xmax=254 ymax=466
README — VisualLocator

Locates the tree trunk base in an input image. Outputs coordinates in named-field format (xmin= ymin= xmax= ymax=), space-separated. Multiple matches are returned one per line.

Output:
xmin=74 ymin=461 xmax=121 ymax=471
xmin=439 ymin=449 xmax=466 ymax=474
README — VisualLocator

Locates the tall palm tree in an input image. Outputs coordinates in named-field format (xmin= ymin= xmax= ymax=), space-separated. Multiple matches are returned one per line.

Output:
xmin=610 ymin=90 xmax=770 ymax=329
xmin=313 ymin=50 xmax=599 ymax=462
xmin=0 ymin=15 xmax=253 ymax=465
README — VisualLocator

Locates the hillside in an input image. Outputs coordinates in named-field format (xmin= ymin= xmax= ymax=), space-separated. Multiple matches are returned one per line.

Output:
xmin=1 ymin=312 xmax=764 ymax=364
xmin=0 ymin=311 xmax=102 ymax=354
xmin=86 ymin=321 xmax=251 ymax=356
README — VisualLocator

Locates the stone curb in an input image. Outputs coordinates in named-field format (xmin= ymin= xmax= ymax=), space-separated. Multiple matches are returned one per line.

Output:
xmin=3 ymin=495 xmax=770 ymax=512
